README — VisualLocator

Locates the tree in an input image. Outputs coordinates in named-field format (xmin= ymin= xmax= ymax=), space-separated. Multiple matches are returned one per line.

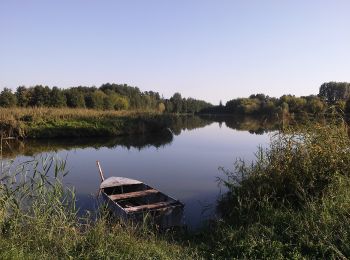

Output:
xmin=49 ymin=87 xmax=67 ymax=107
xmin=319 ymin=82 xmax=350 ymax=103
xmin=29 ymin=85 xmax=51 ymax=107
xmin=0 ymin=88 xmax=17 ymax=107
xmin=15 ymin=86 xmax=31 ymax=107
xmin=89 ymin=90 xmax=107 ymax=110
xmin=103 ymin=92 xmax=129 ymax=110
xmin=171 ymin=93 xmax=182 ymax=113
xmin=307 ymin=97 xmax=325 ymax=114
xmin=65 ymin=89 xmax=85 ymax=108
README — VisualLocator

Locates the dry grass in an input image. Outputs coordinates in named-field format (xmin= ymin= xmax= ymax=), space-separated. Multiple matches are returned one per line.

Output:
xmin=0 ymin=108 xmax=166 ymax=138
xmin=0 ymin=107 xmax=159 ymax=122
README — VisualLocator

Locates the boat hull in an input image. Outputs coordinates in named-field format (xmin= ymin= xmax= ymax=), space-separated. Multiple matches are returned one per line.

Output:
xmin=100 ymin=181 xmax=184 ymax=228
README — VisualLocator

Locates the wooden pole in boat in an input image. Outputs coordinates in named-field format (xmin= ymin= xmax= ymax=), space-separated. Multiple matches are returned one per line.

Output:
xmin=96 ymin=161 xmax=105 ymax=182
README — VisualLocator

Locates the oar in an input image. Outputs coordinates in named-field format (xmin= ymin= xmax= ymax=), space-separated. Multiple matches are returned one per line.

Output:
xmin=96 ymin=161 xmax=105 ymax=198
xmin=96 ymin=160 xmax=105 ymax=182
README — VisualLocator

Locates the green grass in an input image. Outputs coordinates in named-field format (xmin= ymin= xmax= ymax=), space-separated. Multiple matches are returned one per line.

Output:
xmin=0 ymin=156 xmax=196 ymax=259
xmin=193 ymin=120 xmax=350 ymax=259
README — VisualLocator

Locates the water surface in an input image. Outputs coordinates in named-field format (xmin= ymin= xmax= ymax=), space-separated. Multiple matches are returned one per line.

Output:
xmin=4 ymin=116 xmax=273 ymax=228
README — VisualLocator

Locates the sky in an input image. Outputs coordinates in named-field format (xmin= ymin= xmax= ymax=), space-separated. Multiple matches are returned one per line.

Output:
xmin=1 ymin=0 xmax=350 ymax=104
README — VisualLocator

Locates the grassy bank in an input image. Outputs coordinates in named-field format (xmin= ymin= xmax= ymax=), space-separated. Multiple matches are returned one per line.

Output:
xmin=193 ymin=120 xmax=350 ymax=258
xmin=0 ymin=108 xmax=170 ymax=138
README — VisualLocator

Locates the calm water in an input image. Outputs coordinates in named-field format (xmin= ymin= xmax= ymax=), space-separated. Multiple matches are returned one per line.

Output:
xmin=5 ymin=116 xmax=273 ymax=228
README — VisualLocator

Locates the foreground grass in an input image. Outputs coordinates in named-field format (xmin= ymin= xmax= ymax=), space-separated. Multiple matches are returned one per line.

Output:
xmin=0 ymin=157 xmax=196 ymax=259
xmin=197 ymin=121 xmax=350 ymax=259
xmin=0 ymin=218 xmax=194 ymax=259
xmin=0 ymin=107 xmax=170 ymax=138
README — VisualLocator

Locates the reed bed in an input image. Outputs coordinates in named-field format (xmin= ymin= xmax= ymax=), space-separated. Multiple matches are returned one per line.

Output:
xmin=0 ymin=108 xmax=167 ymax=139
xmin=0 ymin=155 xmax=195 ymax=259
xmin=195 ymin=121 xmax=350 ymax=258
xmin=0 ymin=107 xmax=159 ymax=121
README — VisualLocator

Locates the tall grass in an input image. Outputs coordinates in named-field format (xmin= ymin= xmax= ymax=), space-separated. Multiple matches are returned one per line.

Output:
xmin=0 ymin=155 xmax=196 ymax=259
xmin=0 ymin=108 xmax=169 ymax=138
xmin=194 ymin=120 xmax=350 ymax=258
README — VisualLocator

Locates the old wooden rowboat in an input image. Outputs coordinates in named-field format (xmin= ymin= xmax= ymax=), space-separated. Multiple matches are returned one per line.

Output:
xmin=96 ymin=161 xmax=184 ymax=228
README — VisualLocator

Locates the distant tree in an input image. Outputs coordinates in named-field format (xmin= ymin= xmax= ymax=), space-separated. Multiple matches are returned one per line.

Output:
xmin=89 ymin=90 xmax=107 ymax=110
xmin=307 ymin=97 xmax=325 ymax=114
xmin=65 ymin=89 xmax=85 ymax=108
xmin=165 ymin=100 xmax=173 ymax=113
xmin=113 ymin=95 xmax=129 ymax=110
xmin=319 ymin=82 xmax=350 ymax=103
xmin=171 ymin=93 xmax=182 ymax=113
xmin=49 ymin=87 xmax=67 ymax=107
xmin=15 ymin=86 xmax=31 ymax=107
xmin=103 ymin=92 xmax=129 ymax=110
xmin=29 ymin=85 xmax=51 ymax=107
xmin=0 ymin=88 xmax=17 ymax=107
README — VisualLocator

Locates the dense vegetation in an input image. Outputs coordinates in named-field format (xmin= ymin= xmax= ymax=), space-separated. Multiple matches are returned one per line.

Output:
xmin=0 ymin=108 xmax=172 ymax=139
xmin=202 ymin=81 xmax=350 ymax=116
xmin=197 ymin=120 xmax=350 ymax=258
xmin=0 ymin=83 xmax=212 ymax=114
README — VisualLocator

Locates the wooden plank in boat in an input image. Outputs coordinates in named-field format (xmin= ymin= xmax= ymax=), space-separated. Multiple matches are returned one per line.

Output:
xmin=125 ymin=201 xmax=177 ymax=213
xmin=100 ymin=177 xmax=142 ymax=189
xmin=109 ymin=189 xmax=158 ymax=201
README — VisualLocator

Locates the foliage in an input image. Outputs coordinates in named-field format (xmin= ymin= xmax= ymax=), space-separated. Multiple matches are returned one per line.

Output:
xmin=198 ymin=121 xmax=350 ymax=258
xmin=0 ymin=88 xmax=17 ymax=108
xmin=0 ymin=83 xmax=212 ymax=113
xmin=0 ymin=108 xmax=171 ymax=138
xmin=319 ymin=81 xmax=350 ymax=103
xmin=201 ymin=82 xmax=350 ymax=116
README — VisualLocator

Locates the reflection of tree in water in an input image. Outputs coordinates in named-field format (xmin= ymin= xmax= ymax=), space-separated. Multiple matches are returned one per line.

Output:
xmin=198 ymin=115 xmax=281 ymax=134
xmin=168 ymin=115 xmax=214 ymax=135
xmin=2 ymin=115 xmax=291 ymax=158
xmin=1 ymin=129 xmax=174 ymax=158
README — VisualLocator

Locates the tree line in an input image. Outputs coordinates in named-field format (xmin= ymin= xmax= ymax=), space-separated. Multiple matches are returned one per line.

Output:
xmin=0 ymin=83 xmax=212 ymax=113
xmin=201 ymin=82 xmax=350 ymax=116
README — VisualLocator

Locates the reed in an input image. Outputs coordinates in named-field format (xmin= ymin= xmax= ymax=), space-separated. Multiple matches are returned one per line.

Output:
xmin=0 ymin=108 xmax=169 ymax=139
xmin=193 ymin=120 xmax=350 ymax=258
xmin=0 ymin=154 xmax=196 ymax=259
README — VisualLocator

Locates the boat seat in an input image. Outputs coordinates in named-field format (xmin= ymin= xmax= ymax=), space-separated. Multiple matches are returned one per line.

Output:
xmin=124 ymin=201 xmax=178 ymax=213
xmin=109 ymin=189 xmax=158 ymax=201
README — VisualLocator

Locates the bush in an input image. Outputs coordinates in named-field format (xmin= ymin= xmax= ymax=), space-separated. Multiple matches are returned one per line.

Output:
xmin=199 ymin=120 xmax=350 ymax=258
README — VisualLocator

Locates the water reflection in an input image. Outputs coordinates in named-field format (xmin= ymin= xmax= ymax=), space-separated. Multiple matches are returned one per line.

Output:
xmin=1 ymin=115 xmax=283 ymax=159
xmin=1 ymin=116 xmax=276 ymax=228
xmin=1 ymin=129 xmax=173 ymax=159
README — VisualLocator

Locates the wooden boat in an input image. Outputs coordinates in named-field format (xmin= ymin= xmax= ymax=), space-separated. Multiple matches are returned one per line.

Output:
xmin=96 ymin=161 xmax=184 ymax=228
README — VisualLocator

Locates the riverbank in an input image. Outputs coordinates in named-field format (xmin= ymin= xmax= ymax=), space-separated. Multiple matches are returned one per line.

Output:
xmin=0 ymin=108 xmax=171 ymax=138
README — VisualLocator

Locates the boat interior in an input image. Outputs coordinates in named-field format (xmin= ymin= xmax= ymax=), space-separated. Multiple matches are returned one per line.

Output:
xmin=102 ymin=183 xmax=181 ymax=214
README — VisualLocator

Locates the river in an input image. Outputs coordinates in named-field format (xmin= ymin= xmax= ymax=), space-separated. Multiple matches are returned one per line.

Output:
xmin=2 ymin=115 xmax=275 ymax=228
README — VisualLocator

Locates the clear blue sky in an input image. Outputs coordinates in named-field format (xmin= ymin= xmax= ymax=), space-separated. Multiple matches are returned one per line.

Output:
xmin=1 ymin=0 xmax=349 ymax=104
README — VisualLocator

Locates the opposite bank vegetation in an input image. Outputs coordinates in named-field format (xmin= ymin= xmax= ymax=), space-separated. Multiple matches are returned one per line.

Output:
xmin=0 ymin=108 xmax=174 ymax=139
xmin=1 ymin=118 xmax=350 ymax=258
